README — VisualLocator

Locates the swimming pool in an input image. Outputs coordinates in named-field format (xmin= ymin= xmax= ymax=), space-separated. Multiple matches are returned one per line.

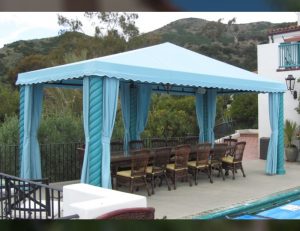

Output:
xmin=194 ymin=187 xmax=300 ymax=220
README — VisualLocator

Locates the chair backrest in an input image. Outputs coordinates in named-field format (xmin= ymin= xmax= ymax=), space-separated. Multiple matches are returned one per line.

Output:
xmin=196 ymin=143 xmax=211 ymax=165
xmin=212 ymin=143 xmax=228 ymax=161
xmin=153 ymin=147 xmax=172 ymax=170
xmin=174 ymin=144 xmax=191 ymax=169
xmin=223 ymin=138 xmax=238 ymax=147
xmin=233 ymin=142 xmax=246 ymax=162
xmin=151 ymin=138 xmax=166 ymax=148
xmin=131 ymin=149 xmax=150 ymax=177
xmin=110 ymin=140 xmax=124 ymax=152
xmin=184 ymin=136 xmax=199 ymax=145
xmin=96 ymin=207 xmax=155 ymax=220
xmin=129 ymin=140 xmax=144 ymax=151
xmin=166 ymin=138 xmax=179 ymax=147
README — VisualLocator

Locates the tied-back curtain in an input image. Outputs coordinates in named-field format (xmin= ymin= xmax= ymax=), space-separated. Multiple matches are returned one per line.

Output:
xmin=20 ymin=84 xmax=43 ymax=179
xmin=266 ymin=92 xmax=285 ymax=175
xmin=120 ymin=82 xmax=131 ymax=155
xmin=120 ymin=82 xmax=152 ymax=155
xmin=206 ymin=89 xmax=217 ymax=143
xmin=136 ymin=84 xmax=152 ymax=140
xmin=195 ymin=93 xmax=205 ymax=143
xmin=101 ymin=77 xmax=119 ymax=188
xmin=81 ymin=76 xmax=103 ymax=186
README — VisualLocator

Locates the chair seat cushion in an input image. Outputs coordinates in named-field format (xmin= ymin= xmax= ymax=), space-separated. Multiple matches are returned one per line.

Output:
xmin=146 ymin=166 xmax=163 ymax=174
xmin=188 ymin=161 xmax=207 ymax=168
xmin=146 ymin=166 xmax=153 ymax=174
xmin=222 ymin=156 xmax=241 ymax=164
xmin=117 ymin=170 xmax=147 ymax=178
xmin=166 ymin=163 xmax=186 ymax=171
xmin=116 ymin=170 xmax=132 ymax=177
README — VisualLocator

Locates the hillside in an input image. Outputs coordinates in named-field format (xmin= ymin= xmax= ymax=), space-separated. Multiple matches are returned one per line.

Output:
xmin=138 ymin=18 xmax=295 ymax=71
xmin=0 ymin=18 xmax=296 ymax=85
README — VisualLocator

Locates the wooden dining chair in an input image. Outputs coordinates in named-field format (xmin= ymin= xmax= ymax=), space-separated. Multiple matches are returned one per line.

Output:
xmin=146 ymin=147 xmax=172 ymax=194
xmin=151 ymin=138 xmax=166 ymax=149
xmin=188 ymin=143 xmax=212 ymax=185
xmin=223 ymin=138 xmax=238 ymax=147
xmin=223 ymin=138 xmax=238 ymax=157
xmin=222 ymin=141 xmax=246 ymax=180
xmin=210 ymin=143 xmax=227 ymax=181
xmin=116 ymin=149 xmax=151 ymax=196
xmin=166 ymin=138 xmax=178 ymax=148
xmin=110 ymin=140 xmax=124 ymax=152
xmin=183 ymin=136 xmax=199 ymax=146
xmin=166 ymin=144 xmax=192 ymax=190
xmin=129 ymin=140 xmax=145 ymax=152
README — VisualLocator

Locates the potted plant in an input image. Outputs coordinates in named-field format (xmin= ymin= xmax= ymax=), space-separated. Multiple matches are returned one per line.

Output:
xmin=284 ymin=120 xmax=298 ymax=162
xmin=296 ymin=127 xmax=300 ymax=162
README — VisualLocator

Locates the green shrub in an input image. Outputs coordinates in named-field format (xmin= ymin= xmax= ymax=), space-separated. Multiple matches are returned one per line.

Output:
xmin=0 ymin=115 xmax=19 ymax=145
xmin=38 ymin=113 xmax=84 ymax=144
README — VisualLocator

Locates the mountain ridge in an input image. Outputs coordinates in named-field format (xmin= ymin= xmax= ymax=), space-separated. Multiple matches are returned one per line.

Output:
xmin=0 ymin=18 xmax=296 ymax=85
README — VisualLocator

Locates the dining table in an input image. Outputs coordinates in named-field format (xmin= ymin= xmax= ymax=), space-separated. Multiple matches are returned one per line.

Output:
xmin=76 ymin=144 xmax=234 ymax=185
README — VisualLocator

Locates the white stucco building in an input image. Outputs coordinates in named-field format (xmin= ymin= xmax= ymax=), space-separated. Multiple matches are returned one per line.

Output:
xmin=258 ymin=14 xmax=300 ymax=142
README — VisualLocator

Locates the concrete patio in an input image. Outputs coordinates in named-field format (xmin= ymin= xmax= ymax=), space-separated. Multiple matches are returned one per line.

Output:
xmin=54 ymin=159 xmax=300 ymax=219
xmin=145 ymin=159 xmax=300 ymax=219
xmin=51 ymin=135 xmax=300 ymax=219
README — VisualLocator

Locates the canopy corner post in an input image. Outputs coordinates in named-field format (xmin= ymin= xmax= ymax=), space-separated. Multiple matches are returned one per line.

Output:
xmin=277 ymin=92 xmax=285 ymax=175
xmin=19 ymin=85 xmax=25 ymax=176
xmin=81 ymin=76 xmax=103 ymax=187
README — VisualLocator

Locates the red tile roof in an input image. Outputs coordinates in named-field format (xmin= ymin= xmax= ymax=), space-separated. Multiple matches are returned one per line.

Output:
xmin=284 ymin=35 xmax=300 ymax=42
xmin=269 ymin=25 xmax=300 ymax=35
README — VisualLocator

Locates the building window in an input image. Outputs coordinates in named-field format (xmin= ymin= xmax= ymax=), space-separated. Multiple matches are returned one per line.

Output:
xmin=279 ymin=42 xmax=300 ymax=69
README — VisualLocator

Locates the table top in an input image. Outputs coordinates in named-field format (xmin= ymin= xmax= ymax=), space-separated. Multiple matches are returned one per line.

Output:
xmin=77 ymin=144 xmax=234 ymax=163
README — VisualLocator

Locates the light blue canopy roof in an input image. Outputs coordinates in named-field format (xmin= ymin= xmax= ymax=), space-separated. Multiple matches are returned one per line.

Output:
xmin=16 ymin=42 xmax=285 ymax=93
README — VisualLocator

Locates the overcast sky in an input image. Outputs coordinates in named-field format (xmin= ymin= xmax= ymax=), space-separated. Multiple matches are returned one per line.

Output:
xmin=0 ymin=12 xmax=298 ymax=48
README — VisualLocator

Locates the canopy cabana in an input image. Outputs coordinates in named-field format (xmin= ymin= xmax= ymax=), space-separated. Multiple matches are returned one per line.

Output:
xmin=16 ymin=42 xmax=286 ymax=188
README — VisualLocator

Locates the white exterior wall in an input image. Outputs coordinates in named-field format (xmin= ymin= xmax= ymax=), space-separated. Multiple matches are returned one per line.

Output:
xmin=270 ymin=31 xmax=300 ymax=43
xmin=257 ymin=43 xmax=300 ymax=138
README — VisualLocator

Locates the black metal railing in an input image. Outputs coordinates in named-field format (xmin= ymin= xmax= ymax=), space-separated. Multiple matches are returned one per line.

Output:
xmin=279 ymin=42 xmax=300 ymax=69
xmin=0 ymin=172 xmax=63 ymax=220
xmin=41 ymin=142 xmax=84 ymax=183
xmin=0 ymin=143 xmax=83 ymax=183
xmin=0 ymin=145 xmax=19 ymax=177
xmin=214 ymin=121 xmax=236 ymax=140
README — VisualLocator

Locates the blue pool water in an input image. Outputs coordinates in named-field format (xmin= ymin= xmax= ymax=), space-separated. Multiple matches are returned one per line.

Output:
xmin=234 ymin=200 xmax=300 ymax=220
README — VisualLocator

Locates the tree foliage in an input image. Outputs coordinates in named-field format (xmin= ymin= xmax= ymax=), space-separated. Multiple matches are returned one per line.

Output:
xmin=228 ymin=93 xmax=258 ymax=129
xmin=0 ymin=84 xmax=19 ymax=122
xmin=144 ymin=95 xmax=198 ymax=138
xmin=7 ymin=54 xmax=51 ymax=86
xmin=84 ymin=12 xmax=139 ymax=40
xmin=227 ymin=17 xmax=240 ymax=44
xmin=38 ymin=113 xmax=84 ymax=144
xmin=0 ymin=115 xmax=19 ymax=144
xmin=57 ymin=14 xmax=83 ymax=34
